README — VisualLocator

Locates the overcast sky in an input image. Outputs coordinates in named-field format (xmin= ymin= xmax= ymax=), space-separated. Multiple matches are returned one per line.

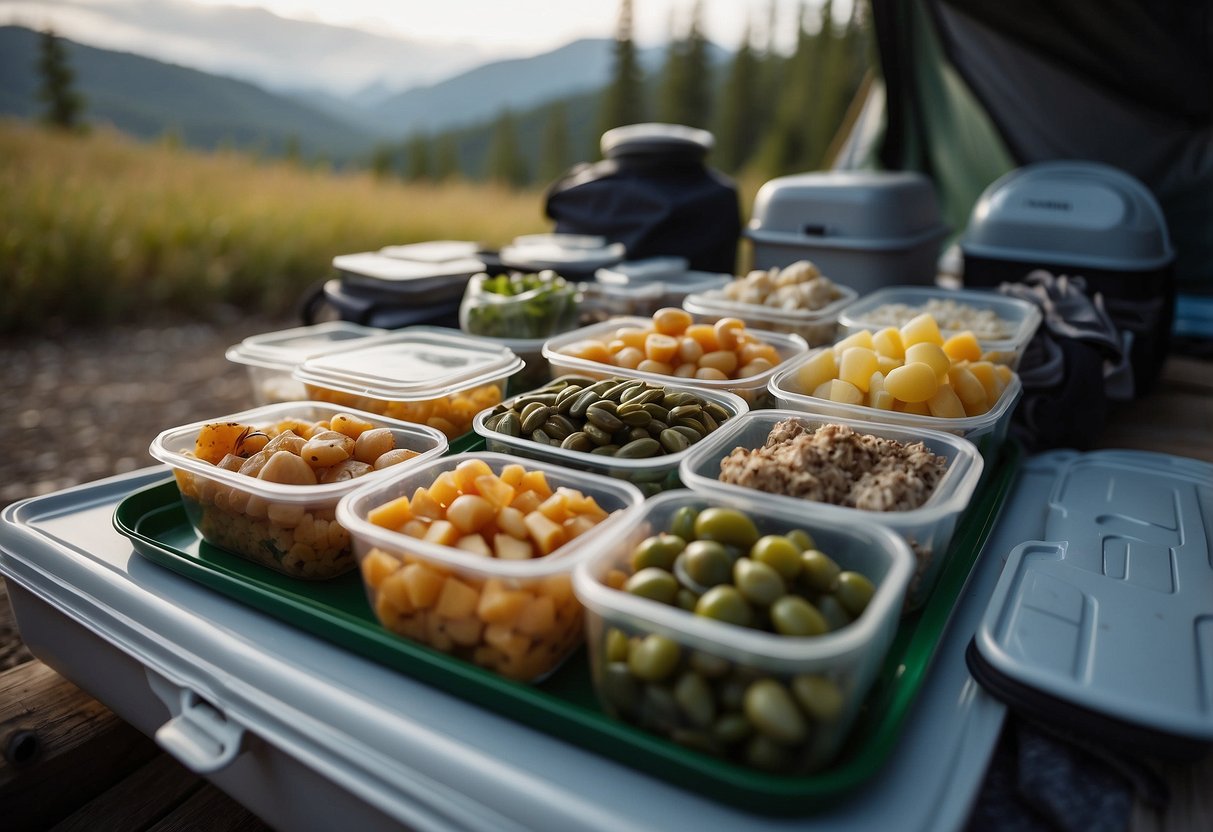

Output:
xmin=2 ymin=0 xmax=823 ymax=55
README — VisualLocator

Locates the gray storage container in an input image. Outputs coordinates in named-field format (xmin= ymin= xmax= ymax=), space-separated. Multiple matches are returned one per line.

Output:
xmin=745 ymin=171 xmax=949 ymax=294
xmin=959 ymin=161 xmax=1176 ymax=391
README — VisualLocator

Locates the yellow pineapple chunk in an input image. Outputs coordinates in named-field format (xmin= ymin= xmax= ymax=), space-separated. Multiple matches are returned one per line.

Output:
xmin=833 ymin=330 xmax=875 ymax=355
xmin=796 ymin=348 xmax=839 ymax=393
xmin=904 ymin=342 xmax=951 ymax=381
xmin=900 ymin=313 xmax=944 ymax=346
xmin=942 ymin=331 xmax=983 ymax=362
xmin=872 ymin=327 xmax=905 ymax=359
xmin=826 ymin=378 xmax=864 ymax=405
xmin=927 ymin=384 xmax=966 ymax=418
xmin=838 ymin=347 xmax=879 ymax=392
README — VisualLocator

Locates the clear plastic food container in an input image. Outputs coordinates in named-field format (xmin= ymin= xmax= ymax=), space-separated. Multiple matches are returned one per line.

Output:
xmin=767 ymin=347 xmax=1023 ymax=461
xmin=682 ymin=284 xmax=857 ymax=348
xmin=592 ymin=261 xmax=733 ymax=319
xmin=337 ymin=452 xmax=644 ymax=682
xmin=468 ymin=334 xmax=550 ymax=396
xmin=149 ymin=402 xmax=448 ymax=580
xmin=225 ymin=322 xmax=388 ymax=404
xmin=472 ymin=376 xmax=748 ymax=496
xmin=837 ymin=286 xmax=1042 ymax=368
xmin=679 ymin=409 xmax=983 ymax=610
xmin=292 ymin=327 xmax=523 ymax=439
xmin=459 ymin=271 xmax=581 ymax=339
xmin=572 ymin=489 xmax=914 ymax=774
xmin=543 ymin=316 xmax=809 ymax=408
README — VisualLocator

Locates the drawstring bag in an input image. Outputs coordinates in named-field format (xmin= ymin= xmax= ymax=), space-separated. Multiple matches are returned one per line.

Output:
xmin=544 ymin=123 xmax=742 ymax=274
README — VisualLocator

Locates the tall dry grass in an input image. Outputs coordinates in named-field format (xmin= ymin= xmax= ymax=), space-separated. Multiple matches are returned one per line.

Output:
xmin=0 ymin=120 xmax=550 ymax=333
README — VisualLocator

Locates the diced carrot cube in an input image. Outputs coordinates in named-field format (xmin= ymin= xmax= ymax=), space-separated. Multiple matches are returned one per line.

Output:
xmin=378 ymin=569 xmax=415 ymax=614
xmin=360 ymin=548 xmax=400 ymax=587
xmin=444 ymin=616 xmax=484 ymax=647
xmin=563 ymin=514 xmax=599 ymax=540
xmin=474 ymin=474 xmax=515 ymax=509
xmin=484 ymin=623 xmax=531 ymax=659
xmin=537 ymin=493 xmax=569 ymax=523
xmin=423 ymin=520 xmax=461 ymax=547
xmin=477 ymin=579 xmax=533 ymax=625
xmin=410 ymin=487 xmax=444 ymax=520
xmin=402 ymin=562 xmax=444 ymax=608
xmin=510 ymin=490 xmax=542 ymax=514
xmin=427 ymin=472 xmax=461 ymax=507
xmin=520 ymin=469 xmax=552 ymax=499
xmin=524 ymin=511 xmax=567 ymax=556
xmin=515 ymin=596 xmax=556 ymax=636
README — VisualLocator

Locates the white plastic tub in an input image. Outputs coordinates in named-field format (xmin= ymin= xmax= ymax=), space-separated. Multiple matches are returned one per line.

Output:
xmin=472 ymin=376 xmax=748 ymax=496
xmin=292 ymin=327 xmax=523 ymax=439
xmin=573 ymin=489 xmax=914 ymax=773
xmin=543 ymin=316 xmax=808 ymax=409
xmin=679 ymin=409 xmax=983 ymax=610
xmin=225 ymin=322 xmax=388 ymax=404
xmin=837 ymin=286 xmax=1041 ymax=369
xmin=337 ymin=452 xmax=644 ymax=682
xmin=148 ymin=402 xmax=448 ymax=579
xmin=683 ymin=284 xmax=856 ymax=348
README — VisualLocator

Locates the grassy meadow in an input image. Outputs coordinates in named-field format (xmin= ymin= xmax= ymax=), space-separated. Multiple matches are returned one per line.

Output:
xmin=0 ymin=120 xmax=553 ymax=333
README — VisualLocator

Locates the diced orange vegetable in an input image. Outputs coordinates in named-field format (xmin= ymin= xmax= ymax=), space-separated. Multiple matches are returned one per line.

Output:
xmin=402 ymin=562 xmax=445 ymax=608
xmin=520 ymin=470 xmax=552 ymax=499
xmin=361 ymin=548 xmax=400 ymax=586
xmin=474 ymin=474 xmax=515 ymax=509
xmin=446 ymin=494 xmax=495 ymax=534
xmin=478 ymin=580 xmax=533 ymax=624
xmin=515 ymin=596 xmax=556 ymax=636
xmin=378 ymin=570 xmax=415 ymax=614
xmin=426 ymin=471 xmax=460 ymax=507
xmin=434 ymin=577 xmax=480 ymax=619
xmin=942 ymin=331 xmax=983 ymax=362
xmin=500 ymin=464 xmax=527 ymax=488
xmin=410 ymin=487 xmax=444 ymax=520
xmin=510 ymin=490 xmax=542 ymax=514
xmin=444 ymin=616 xmax=484 ymax=647
xmin=524 ymin=511 xmax=567 ymax=556
xmin=423 ymin=520 xmax=461 ymax=547
xmin=537 ymin=493 xmax=569 ymax=523
xmin=455 ymin=535 xmax=493 ymax=557
xmin=454 ymin=458 xmax=494 ymax=491
xmin=367 ymin=495 xmax=412 ymax=530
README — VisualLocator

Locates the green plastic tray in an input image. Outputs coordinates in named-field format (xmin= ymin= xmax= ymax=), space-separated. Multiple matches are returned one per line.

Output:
xmin=113 ymin=440 xmax=1020 ymax=816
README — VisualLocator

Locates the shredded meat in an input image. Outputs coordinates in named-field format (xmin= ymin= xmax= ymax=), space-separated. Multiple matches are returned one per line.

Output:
xmin=718 ymin=420 xmax=945 ymax=511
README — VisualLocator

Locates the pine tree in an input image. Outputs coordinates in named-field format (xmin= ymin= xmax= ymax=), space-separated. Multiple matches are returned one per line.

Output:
xmin=37 ymin=28 xmax=85 ymax=131
xmin=713 ymin=21 xmax=760 ymax=172
xmin=538 ymin=101 xmax=571 ymax=184
xmin=404 ymin=133 xmax=431 ymax=181
xmin=595 ymin=0 xmax=646 ymax=148
xmin=657 ymin=1 xmax=712 ymax=129
xmin=486 ymin=110 xmax=528 ymax=187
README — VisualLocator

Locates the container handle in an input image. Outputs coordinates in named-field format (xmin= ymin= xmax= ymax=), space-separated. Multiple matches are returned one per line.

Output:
xmin=148 ymin=673 xmax=245 ymax=774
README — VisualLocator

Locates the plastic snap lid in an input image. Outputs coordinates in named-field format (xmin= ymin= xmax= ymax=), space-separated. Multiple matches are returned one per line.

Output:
xmin=292 ymin=327 xmax=522 ymax=401
xmin=595 ymin=257 xmax=690 ymax=284
xmin=226 ymin=322 xmax=388 ymax=371
xmin=600 ymin=123 xmax=714 ymax=159
xmin=332 ymin=251 xmax=487 ymax=284
xmin=377 ymin=240 xmax=483 ymax=262
xmin=961 ymin=161 xmax=1175 ymax=271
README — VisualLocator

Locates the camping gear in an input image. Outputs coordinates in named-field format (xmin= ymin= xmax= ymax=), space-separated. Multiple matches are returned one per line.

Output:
xmin=744 ymin=170 xmax=949 ymax=293
xmin=960 ymin=162 xmax=1175 ymax=393
xmin=544 ymin=123 xmax=742 ymax=274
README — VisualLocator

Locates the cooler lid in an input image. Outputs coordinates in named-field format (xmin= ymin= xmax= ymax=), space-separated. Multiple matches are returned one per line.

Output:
xmin=600 ymin=123 xmax=714 ymax=160
xmin=969 ymin=450 xmax=1213 ymax=758
xmin=747 ymin=171 xmax=947 ymax=245
xmin=225 ymin=321 xmax=387 ymax=372
xmin=292 ymin=327 xmax=522 ymax=401
xmin=960 ymin=161 xmax=1175 ymax=271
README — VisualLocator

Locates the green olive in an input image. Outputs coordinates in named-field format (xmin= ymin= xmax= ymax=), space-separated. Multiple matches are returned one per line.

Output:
xmin=624 ymin=568 xmax=680 ymax=605
xmin=718 ymin=677 xmax=748 ymax=712
xmin=674 ymin=672 xmax=717 ymax=728
xmin=816 ymin=595 xmax=854 ymax=631
xmin=769 ymin=595 xmax=829 ymax=636
xmin=641 ymin=684 xmax=680 ymax=727
xmin=678 ymin=541 xmax=733 ymax=589
xmin=627 ymin=634 xmax=682 ymax=682
xmin=630 ymin=533 xmax=686 ymax=572
xmin=605 ymin=627 xmax=630 ymax=663
xmin=800 ymin=549 xmax=842 ymax=593
xmin=694 ymin=585 xmax=753 ymax=627
xmin=744 ymin=678 xmax=808 ymax=746
xmin=835 ymin=571 xmax=876 ymax=617
xmin=712 ymin=713 xmax=753 ymax=746
xmin=791 ymin=674 xmax=845 ymax=722
xmin=786 ymin=528 xmax=818 ymax=552
xmin=745 ymin=734 xmax=795 ymax=772
xmin=693 ymin=507 xmax=760 ymax=548
xmin=689 ymin=650 xmax=730 ymax=679
xmin=602 ymin=662 xmax=641 ymax=714
xmin=669 ymin=505 xmax=699 ymax=542
xmin=675 ymin=588 xmax=699 ymax=612
xmin=749 ymin=535 xmax=802 ymax=581
xmin=733 ymin=558 xmax=787 ymax=607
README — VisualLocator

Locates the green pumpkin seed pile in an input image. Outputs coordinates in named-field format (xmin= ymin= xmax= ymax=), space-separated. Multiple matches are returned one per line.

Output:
xmin=481 ymin=376 xmax=732 ymax=459
xmin=598 ymin=504 xmax=879 ymax=773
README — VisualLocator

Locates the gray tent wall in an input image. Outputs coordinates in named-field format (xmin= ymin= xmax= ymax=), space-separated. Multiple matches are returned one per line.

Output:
xmin=850 ymin=0 xmax=1212 ymax=301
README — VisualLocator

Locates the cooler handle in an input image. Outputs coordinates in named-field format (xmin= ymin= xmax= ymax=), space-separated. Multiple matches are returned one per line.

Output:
xmin=148 ymin=672 xmax=245 ymax=774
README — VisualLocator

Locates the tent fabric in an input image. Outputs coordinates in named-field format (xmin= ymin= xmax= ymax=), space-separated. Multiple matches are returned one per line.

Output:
xmin=864 ymin=0 xmax=1213 ymax=296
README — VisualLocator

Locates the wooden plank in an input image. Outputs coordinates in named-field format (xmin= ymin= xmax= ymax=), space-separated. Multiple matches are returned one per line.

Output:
xmin=147 ymin=781 xmax=272 ymax=832
xmin=50 ymin=754 xmax=204 ymax=832
xmin=0 ymin=660 xmax=162 ymax=831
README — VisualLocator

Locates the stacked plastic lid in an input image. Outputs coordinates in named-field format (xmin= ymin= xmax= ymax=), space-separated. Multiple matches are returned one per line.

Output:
xmin=225 ymin=321 xmax=388 ymax=404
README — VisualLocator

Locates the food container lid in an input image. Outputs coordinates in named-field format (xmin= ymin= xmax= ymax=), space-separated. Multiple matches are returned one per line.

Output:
xmin=600 ymin=123 xmax=714 ymax=160
xmin=148 ymin=402 xmax=448 ymax=504
xmin=595 ymin=257 xmax=689 ymax=284
xmin=837 ymin=286 xmax=1042 ymax=352
xmin=293 ymin=327 xmax=523 ymax=402
xmin=225 ymin=321 xmax=388 ymax=372
xmin=747 ymin=171 xmax=948 ymax=247
xmin=683 ymin=281 xmax=858 ymax=326
xmin=573 ymin=489 xmax=915 ymax=665
xmin=960 ymin=161 xmax=1175 ymax=271
xmin=499 ymin=234 xmax=626 ymax=273
xmin=376 ymin=240 xmax=483 ymax=262
xmin=968 ymin=450 xmax=1213 ymax=758
xmin=331 ymin=251 xmax=486 ymax=293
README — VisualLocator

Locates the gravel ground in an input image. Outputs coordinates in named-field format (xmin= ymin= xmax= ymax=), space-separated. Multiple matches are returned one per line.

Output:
xmin=0 ymin=313 xmax=295 ymax=669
